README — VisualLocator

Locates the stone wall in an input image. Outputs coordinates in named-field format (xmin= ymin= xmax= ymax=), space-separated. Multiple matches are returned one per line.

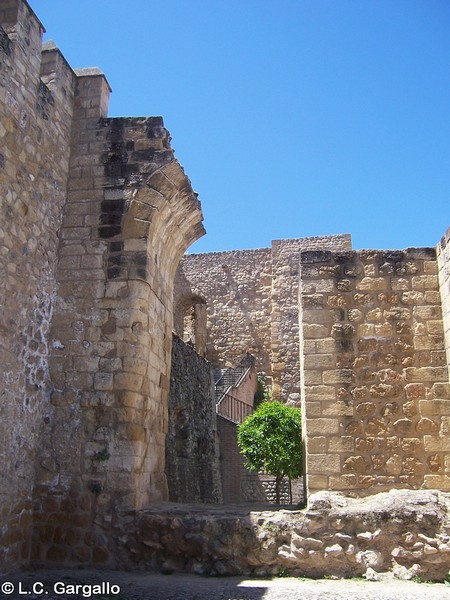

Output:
xmin=217 ymin=416 xmax=267 ymax=503
xmin=117 ymin=489 xmax=450 ymax=581
xmin=270 ymin=235 xmax=352 ymax=401
xmin=33 ymin=115 xmax=204 ymax=566
xmin=0 ymin=0 xmax=76 ymax=569
xmin=175 ymin=248 xmax=273 ymax=373
xmin=0 ymin=0 xmax=205 ymax=570
xmin=175 ymin=234 xmax=351 ymax=403
xmin=166 ymin=335 xmax=222 ymax=503
xmin=299 ymin=248 xmax=450 ymax=497
xmin=437 ymin=226 xmax=450 ymax=378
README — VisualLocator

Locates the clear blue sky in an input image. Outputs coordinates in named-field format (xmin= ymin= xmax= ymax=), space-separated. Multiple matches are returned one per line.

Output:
xmin=32 ymin=0 xmax=449 ymax=253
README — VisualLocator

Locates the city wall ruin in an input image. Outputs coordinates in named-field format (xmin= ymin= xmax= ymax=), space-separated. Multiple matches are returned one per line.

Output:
xmin=2 ymin=0 xmax=450 ymax=581
xmin=0 ymin=0 xmax=204 ymax=569
xmin=300 ymin=247 xmax=450 ymax=497
xmin=175 ymin=234 xmax=351 ymax=402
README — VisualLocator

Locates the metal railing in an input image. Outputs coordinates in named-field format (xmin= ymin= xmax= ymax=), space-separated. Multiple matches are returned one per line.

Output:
xmin=214 ymin=353 xmax=255 ymax=403
xmin=216 ymin=393 xmax=253 ymax=424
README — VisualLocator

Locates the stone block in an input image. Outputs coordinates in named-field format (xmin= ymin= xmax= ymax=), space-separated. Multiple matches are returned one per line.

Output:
xmin=304 ymin=354 xmax=335 ymax=369
xmin=302 ymin=308 xmax=332 ymax=324
xmin=432 ymin=383 xmax=450 ymax=399
xmin=322 ymin=401 xmax=354 ymax=417
xmin=413 ymin=306 xmax=442 ymax=320
xmin=94 ymin=372 xmax=114 ymax=391
xmin=304 ymin=402 xmax=322 ymax=417
xmin=303 ymin=324 xmax=330 ymax=339
xmin=307 ymin=474 xmax=329 ymax=490
xmin=423 ymin=260 xmax=438 ymax=274
xmin=414 ymin=336 xmax=444 ymax=351
xmin=328 ymin=436 xmax=354 ymax=452
xmin=308 ymin=453 xmax=341 ymax=474
xmin=343 ymin=455 xmax=370 ymax=473
xmin=305 ymin=418 xmax=340 ymax=435
xmin=328 ymin=474 xmax=358 ymax=489
xmin=424 ymin=435 xmax=450 ymax=452
xmin=405 ymin=383 xmax=426 ymax=400
xmin=307 ymin=436 xmax=327 ymax=453
xmin=114 ymin=372 xmax=144 ymax=392
xmin=323 ymin=369 xmax=353 ymax=385
xmin=412 ymin=275 xmax=439 ymax=290
xmin=424 ymin=291 xmax=442 ymax=305
xmin=356 ymin=277 xmax=388 ymax=292
xmin=315 ymin=338 xmax=337 ymax=353
xmin=302 ymin=370 xmax=322 ymax=385
xmin=420 ymin=400 xmax=450 ymax=416
xmin=304 ymin=385 xmax=336 ymax=401
xmin=405 ymin=367 xmax=448 ymax=383
xmin=423 ymin=474 xmax=450 ymax=491
xmin=416 ymin=418 xmax=439 ymax=433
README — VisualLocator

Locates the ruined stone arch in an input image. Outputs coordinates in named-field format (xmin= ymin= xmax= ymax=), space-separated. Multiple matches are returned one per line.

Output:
xmin=42 ymin=115 xmax=205 ymax=535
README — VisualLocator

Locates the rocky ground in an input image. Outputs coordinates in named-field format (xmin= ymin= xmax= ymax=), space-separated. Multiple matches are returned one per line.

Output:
xmin=3 ymin=570 xmax=450 ymax=600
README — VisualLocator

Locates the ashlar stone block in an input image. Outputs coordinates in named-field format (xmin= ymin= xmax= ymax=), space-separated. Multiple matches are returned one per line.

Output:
xmin=308 ymin=453 xmax=341 ymax=475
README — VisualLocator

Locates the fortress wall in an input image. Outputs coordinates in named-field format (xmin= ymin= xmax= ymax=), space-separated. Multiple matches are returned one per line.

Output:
xmin=437 ymin=226 xmax=450 ymax=378
xmin=271 ymin=235 xmax=352 ymax=403
xmin=300 ymin=247 xmax=450 ymax=497
xmin=166 ymin=335 xmax=222 ymax=504
xmin=176 ymin=234 xmax=351 ymax=402
xmin=175 ymin=248 xmax=273 ymax=374
xmin=0 ymin=0 xmax=205 ymax=570
xmin=0 ymin=0 xmax=76 ymax=569
xmin=33 ymin=106 xmax=205 ymax=565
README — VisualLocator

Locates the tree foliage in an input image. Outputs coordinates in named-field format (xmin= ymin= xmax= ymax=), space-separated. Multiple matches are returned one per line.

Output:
xmin=237 ymin=400 xmax=302 ymax=503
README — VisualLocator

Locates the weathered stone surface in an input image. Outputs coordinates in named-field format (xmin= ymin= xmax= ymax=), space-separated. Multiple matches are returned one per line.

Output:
xmin=300 ymin=247 xmax=450 ymax=497
xmin=174 ymin=234 xmax=352 ymax=405
xmin=1 ymin=0 xmax=205 ymax=571
xmin=166 ymin=335 xmax=222 ymax=503
xmin=1 ymin=0 xmax=450 ymax=578
xmin=116 ymin=490 xmax=450 ymax=581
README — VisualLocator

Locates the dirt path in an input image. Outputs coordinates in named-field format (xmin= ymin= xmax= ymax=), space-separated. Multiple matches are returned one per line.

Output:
xmin=4 ymin=570 xmax=450 ymax=600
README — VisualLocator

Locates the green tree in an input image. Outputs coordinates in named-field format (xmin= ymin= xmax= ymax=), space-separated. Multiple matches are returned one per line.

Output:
xmin=237 ymin=400 xmax=302 ymax=504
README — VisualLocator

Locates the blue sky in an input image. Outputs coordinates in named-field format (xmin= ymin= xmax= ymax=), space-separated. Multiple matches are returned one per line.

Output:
xmin=32 ymin=0 xmax=449 ymax=253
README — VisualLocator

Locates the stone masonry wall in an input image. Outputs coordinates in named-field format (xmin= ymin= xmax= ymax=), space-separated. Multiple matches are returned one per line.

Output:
xmin=175 ymin=234 xmax=351 ymax=403
xmin=217 ymin=416 xmax=266 ymax=503
xmin=175 ymin=248 xmax=273 ymax=373
xmin=0 ymin=0 xmax=205 ymax=570
xmin=271 ymin=235 xmax=352 ymax=402
xmin=117 ymin=489 xmax=450 ymax=581
xmin=166 ymin=335 xmax=222 ymax=503
xmin=0 ymin=0 xmax=76 ymax=570
xmin=33 ymin=112 xmax=205 ymax=565
xmin=437 ymin=226 xmax=450 ymax=378
xmin=300 ymin=248 xmax=450 ymax=497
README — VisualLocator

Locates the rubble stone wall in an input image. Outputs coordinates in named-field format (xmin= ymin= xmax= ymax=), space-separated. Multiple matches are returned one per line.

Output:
xmin=299 ymin=248 xmax=450 ymax=497
xmin=175 ymin=248 xmax=273 ymax=373
xmin=117 ymin=489 xmax=450 ymax=582
xmin=166 ymin=335 xmax=222 ymax=503
xmin=0 ymin=0 xmax=76 ymax=569
xmin=175 ymin=234 xmax=351 ymax=403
